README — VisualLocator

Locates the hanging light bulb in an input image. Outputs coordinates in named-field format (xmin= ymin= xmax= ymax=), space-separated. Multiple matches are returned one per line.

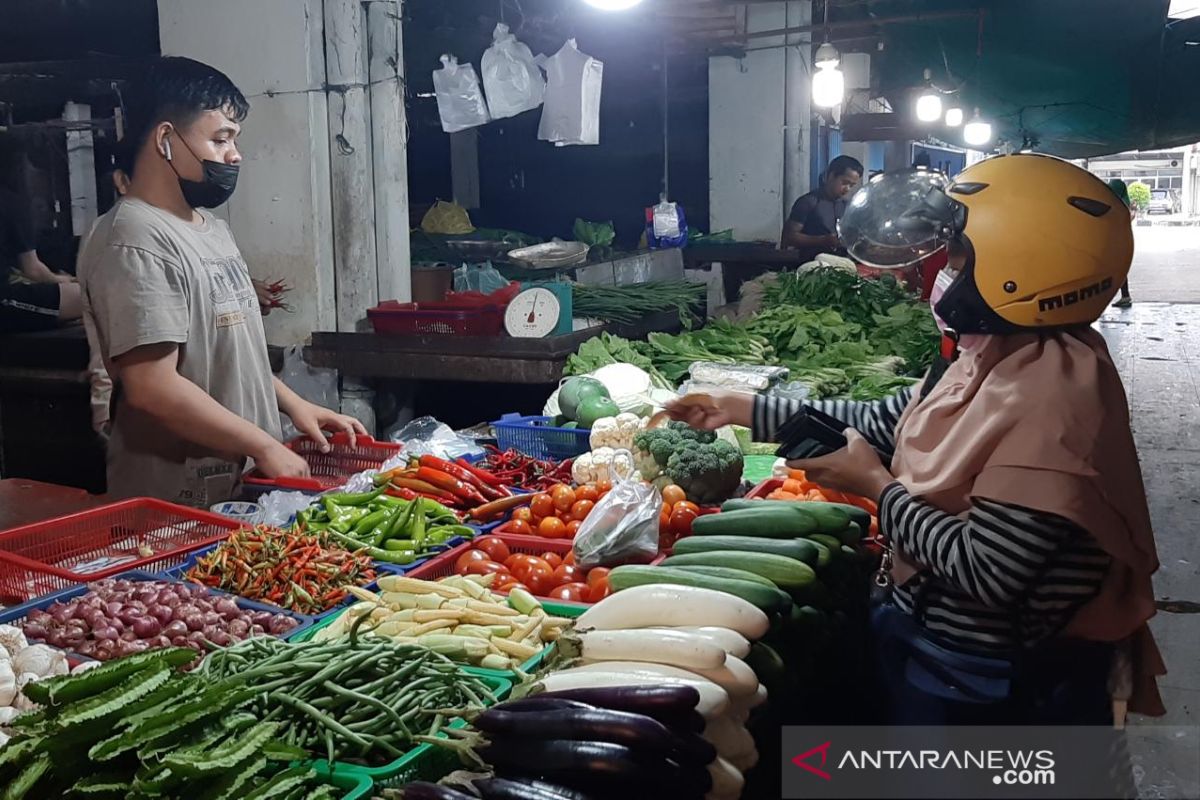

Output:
xmin=915 ymin=68 xmax=942 ymax=123
xmin=812 ymin=42 xmax=844 ymax=108
xmin=963 ymin=108 xmax=993 ymax=146
xmin=944 ymin=107 xmax=964 ymax=127
xmin=583 ymin=0 xmax=642 ymax=9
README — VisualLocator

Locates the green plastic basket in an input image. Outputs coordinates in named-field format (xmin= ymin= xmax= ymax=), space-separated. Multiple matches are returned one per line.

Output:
xmin=328 ymin=769 xmax=373 ymax=799
xmin=310 ymin=675 xmax=512 ymax=789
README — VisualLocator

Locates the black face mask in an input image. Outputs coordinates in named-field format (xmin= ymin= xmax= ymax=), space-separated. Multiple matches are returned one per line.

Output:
xmin=166 ymin=134 xmax=239 ymax=209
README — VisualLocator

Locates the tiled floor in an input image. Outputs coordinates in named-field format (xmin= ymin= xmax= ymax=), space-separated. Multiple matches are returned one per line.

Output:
xmin=1098 ymin=302 xmax=1200 ymax=799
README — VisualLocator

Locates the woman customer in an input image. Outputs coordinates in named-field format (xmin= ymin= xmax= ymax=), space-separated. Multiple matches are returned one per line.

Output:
xmin=668 ymin=154 xmax=1164 ymax=726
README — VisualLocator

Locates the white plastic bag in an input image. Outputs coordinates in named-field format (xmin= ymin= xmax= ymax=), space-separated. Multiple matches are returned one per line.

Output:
xmin=482 ymin=23 xmax=544 ymax=120
xmin=572 ymin=457 xmax=662 ymax=568
xmin=537 ymin=39 xmax=603 ymax=146
xmin=433 ymin=54 xmax=490 ymax=133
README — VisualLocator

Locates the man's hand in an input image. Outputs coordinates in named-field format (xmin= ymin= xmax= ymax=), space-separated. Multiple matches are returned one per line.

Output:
xmin=822 ymin=233 xmax=842 ymax=252
xmin=663 ymin=391 xmax=754 ymax=431
xmin=788 ymin=428 xmax=894 ymax=500
xmin=253 ymin=440 xmax=312 ymax=479
xmin=286 ymin=399 xmax=368 ymax=453
xmin=252 ymin=279 xmax=274 ymax=316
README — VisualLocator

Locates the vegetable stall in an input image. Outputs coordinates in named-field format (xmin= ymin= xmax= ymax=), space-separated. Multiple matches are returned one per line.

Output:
xmin=0 ymin=263 xmax=930 ymax=799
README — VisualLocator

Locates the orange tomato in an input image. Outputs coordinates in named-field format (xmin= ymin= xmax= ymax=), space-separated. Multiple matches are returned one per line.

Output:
xmin=552 ymin=563 xmax=586 ymax=586
xmin=547 ymin=582 xmax=588 ymax=602
xmin=475 ymin=536 xmax=511 ymax=563
xmin=675 ymin=500 xmax=700 ymax=516
xmin=594 ymin=480 xmax=613 ymax=494
xmin=551 ymin=485 xmax=577 ymax=513
xmin=504 ymin=553 xmax=535 ymax=571
xmin=562 ymin=549 xmax=576 ymax=565
xmin=585 ymin=578 xmax=612 ymax=602
xmin=530 ymin=493 xmax=554 ymax=519
xmin=539 ymin=551 xmax=563 ymax=569
xmin=669 ymin=506 xmax=699 ymax=537
xmin=661 ymin=484 xmax=687 ymax=506
xmin=565 ymin=520 xmax=582 ymax=539
xmin=585 ymin=566 xmax=610 ymax=587
xmin=569 ymin=499 xmax=595 ymax=521
xmin=496 ymin=577 xmax=526 ymax=593
xmin=454 ymin=549 xmax=489 ymax=574
xmin=508 ymin=519 xmax=533 ymax=536
xmin=538 ymin=516 xmax=567 ymax=539
xmin=512 ymin=507 xmax=533 ymax=523
xmin=782 ymin=478 xmax=804 ymax=495
xmin=463 ymin=559 xmax=509 ymax=577
xmin=575 ymin=485 xmax=599 ymax=503
xmin=659 ymin=510 xmax=671 ymax=532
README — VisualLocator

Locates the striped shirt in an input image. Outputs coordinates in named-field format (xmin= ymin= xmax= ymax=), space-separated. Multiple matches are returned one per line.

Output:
xmin=752 ymin=393 xmax=1109 ymax=651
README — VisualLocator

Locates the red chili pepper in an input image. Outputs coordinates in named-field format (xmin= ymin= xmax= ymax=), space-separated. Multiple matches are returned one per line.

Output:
xmin=418 ymin=454 xmax=506 ymax=499
xmin=414 ymin=466 xmax=488 ymax=504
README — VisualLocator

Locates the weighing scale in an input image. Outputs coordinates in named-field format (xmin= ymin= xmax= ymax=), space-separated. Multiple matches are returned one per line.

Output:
xmin=504 ymin=282 xmax=574 ymax=338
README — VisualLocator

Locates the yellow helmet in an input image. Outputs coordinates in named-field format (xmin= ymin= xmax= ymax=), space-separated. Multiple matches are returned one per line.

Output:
xmin=839 ymin=153 xmax=1133 ymax=333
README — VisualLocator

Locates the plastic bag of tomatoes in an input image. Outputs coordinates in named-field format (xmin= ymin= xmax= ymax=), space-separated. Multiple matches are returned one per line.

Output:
xmin=451 ymin=535 xmax=612 ymax=603
xmin=502 ymin=482 xmax=608 ymax=539
xmin=572 ymin=471 xmax=662 ymax=569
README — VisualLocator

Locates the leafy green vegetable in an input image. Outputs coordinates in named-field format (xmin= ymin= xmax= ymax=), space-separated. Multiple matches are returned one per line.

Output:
xmin=572 ymin=218 xmax=616 ymax=247
xmin=565 ymin=333 xmax=672 ymax=389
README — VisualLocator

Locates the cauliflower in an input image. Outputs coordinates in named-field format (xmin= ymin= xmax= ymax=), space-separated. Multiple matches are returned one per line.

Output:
xmin=633 ymin=423 xmax=742 ymax=504
xmin=588 ymin=414 xmax=646 ymax=451
xmin=573 ymin=447 xmax=638 ymax=484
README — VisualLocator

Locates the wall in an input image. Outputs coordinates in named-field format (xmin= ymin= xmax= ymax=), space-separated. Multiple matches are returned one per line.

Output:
xmin=157 ymin=0 xmax=336 ymax=345
xmin=708 ymin=2 xmax=812 ymax=242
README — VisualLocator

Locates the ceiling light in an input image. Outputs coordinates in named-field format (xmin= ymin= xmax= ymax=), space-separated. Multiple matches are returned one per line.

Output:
xmin=963 ymin=108 xmax=993 ymax=147
xmin=945 ymin=107 xmax=964 ymax=127
xmin=812 ymin=42 xmax=844 ymax=108
xmin=583 ymin=0 xmax=643 ymax=9
xmin=915 ymin=68 xmax=942 ymax=123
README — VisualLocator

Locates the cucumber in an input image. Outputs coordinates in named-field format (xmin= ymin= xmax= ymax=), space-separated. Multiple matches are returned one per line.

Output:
xmin=744 ymin=641 xmax=787 ymax=685
xmin=807 ymin=539 xmax=832 ymax=569
xmin=609 ymin=565 xmax=791 ymax=612
xmin=834 ymin=521 xmax=863 ymax=546
xmin=692 ymin=507 xmax=818 ymax=538
xmin=670 ymin=565 xmax=780 ymax=588
xmin=807 ymin=533 xmax=844 ymax=558
xmin=672 ymin=535 xmax=819 ymax=566
xmin=823 ymin=503 xmax=872 ymax=534
xmin=663 ymin=551 xmax=816 ymax=590
xmin=720 ymin=499 xmax=853 ymax=534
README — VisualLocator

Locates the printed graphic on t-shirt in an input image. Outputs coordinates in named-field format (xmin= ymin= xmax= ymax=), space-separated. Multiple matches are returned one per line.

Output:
xmin=203 ymin=255 xmax=257 ymax=329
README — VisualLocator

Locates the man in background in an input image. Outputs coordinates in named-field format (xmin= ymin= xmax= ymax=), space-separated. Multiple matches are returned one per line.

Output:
xmin=1107 ymin=178 xmax=1135 ymax=308
xmin=781 ymin=155 xmax=863 ymax=261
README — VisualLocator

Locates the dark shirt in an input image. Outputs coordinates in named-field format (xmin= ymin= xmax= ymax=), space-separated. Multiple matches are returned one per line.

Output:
xmin=787 ymin=190 xmax=846 ymax=237
xmin=0 ymin=187 xmax=36 ymax=270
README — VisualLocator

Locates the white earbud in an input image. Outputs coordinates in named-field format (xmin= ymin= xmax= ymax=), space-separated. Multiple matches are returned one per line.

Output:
xmin=163 ymin=138 xmax=173 ymax=161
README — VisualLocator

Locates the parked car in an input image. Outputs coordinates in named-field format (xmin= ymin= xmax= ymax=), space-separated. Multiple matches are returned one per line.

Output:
xmin=1147 ymin=188 xmax=1182 ymax=215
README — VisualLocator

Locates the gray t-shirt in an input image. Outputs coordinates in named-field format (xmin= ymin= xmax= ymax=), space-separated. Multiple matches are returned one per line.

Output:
xmin=79 ymin=198 xmax=282 ymax=507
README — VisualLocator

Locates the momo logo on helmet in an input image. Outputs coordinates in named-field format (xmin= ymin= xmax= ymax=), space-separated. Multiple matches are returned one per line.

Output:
xmin=1037 ymin=277 xmax=1113 ymax=312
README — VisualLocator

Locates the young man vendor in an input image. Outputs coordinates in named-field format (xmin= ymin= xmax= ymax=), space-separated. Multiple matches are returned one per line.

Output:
xmin=781 ymin=155 xmax=863 ymax=261
xmin=79 ymin=56 xmax=365 ymax=507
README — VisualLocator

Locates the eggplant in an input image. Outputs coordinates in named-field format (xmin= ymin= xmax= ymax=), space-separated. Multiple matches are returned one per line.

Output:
xmin=534 ymin=686 xmax=703 ymax=730
xmin=494 ymin=697 xmax=595 ymax=714
xmin=474 ymin=708 xmax=715 ymax=767
xmin=473 ymin=777 xmax=591 ymax=800
xmin=400 ymin=782 xmax=476 ymax=800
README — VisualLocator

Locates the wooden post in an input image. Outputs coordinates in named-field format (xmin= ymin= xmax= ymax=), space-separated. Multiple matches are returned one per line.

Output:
xmin=325 ymin=0 xmax=379 ymax=332
xmin=367 ymin=0 xmax=412 ymax=304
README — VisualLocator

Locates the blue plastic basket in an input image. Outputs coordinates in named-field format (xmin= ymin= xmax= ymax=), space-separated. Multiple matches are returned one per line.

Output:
xmin=0 ymin=570 xmax=315 ymax=660
xmin=491 ymin=414 xmax=589 ymax=461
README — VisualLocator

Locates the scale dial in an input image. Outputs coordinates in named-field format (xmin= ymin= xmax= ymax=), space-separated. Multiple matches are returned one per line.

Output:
xmin=505 ymin=287 xmax=561 ymax=338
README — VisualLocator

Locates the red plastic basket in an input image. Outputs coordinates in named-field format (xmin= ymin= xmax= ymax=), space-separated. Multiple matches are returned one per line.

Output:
xmin=367 ymin=301 xmax=504 ymax=336
xmin=0 ymin=499 xmax=242 ymax=604
xmin=242 ymin=433 xmax=403 ymax=492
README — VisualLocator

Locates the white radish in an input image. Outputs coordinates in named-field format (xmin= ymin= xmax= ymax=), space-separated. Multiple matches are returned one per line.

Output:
xmin=689 ymin=654 xmax=759 ymax=699
xmin=707 ymin=756 xmax=745 ymax=800
xmin=576 ymin=585 xmax=770 ymax=640
xmin=704 ymin=715 xmax=755 ymax=761
xmin=535 ymin=671 xmax=730 ymax=719
xmin=730 ymin=745 xmax=759 ymax=773
xmin=569 ymin=629 xmax=727 ymax=670
xmin=663 ymin=626 xmax=751 ymax=658
xmin=729 ymin=682 xmax=769 ymax=718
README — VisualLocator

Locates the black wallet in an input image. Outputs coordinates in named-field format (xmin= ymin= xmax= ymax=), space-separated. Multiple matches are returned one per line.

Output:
xmin=774 ymin=407 xmax=849 ymax=460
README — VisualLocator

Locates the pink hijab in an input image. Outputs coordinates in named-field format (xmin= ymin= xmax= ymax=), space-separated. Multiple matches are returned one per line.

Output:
xmin=890 ymin=328 xmax=1165 ymax=715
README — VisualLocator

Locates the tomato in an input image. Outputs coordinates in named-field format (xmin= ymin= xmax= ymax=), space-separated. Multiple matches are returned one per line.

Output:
xmin=508 ymin=519 xmax=533 ymax=536
xmin=454 ymin=549 xmax=489 ymax=574
xmin=669 ymin=506 xmax=699 ymax=537
xmin=504 ymin=553 xmax=535 ymax=571
xmin=512 ymin=507 xmax=533 ymax=523
xmin=585 ymin=566 xmax=610 ymax=587
xmin=547 ymin=582 xmax=588 ymax=602
xmin=551 ymin=485 xmax=577 ymax=513
xmin=659 ymin=509 xmax=671 ymax=533
xmin=538 ymin=516 xmax=566 ymax=539
xmin=569 ymin=499 xmax=595 ymax=521
xmin=496 ymin=577 xmax=527 ymax=593
xmin=594 ymin=480 xmax=613 ymax=494
xmin=552 ymin=564 xmax=585 ymax=586
xmin=475 ymin=536 xmax=511 ymax=563
xmin=565 ymin=520 xmax=582 ymax=539
xmin=675 ymin=500 xmax=701 ymax=516
xmin=661 ymin=484 xmax=687 ymax=506
xmin=539 ymin=551 xmax=563 ymax=569
xmin=463 ymin=560 xmax=509 ymax=577
xmin=575 ymin=485 xmax=599 ymax=503
xmin=585 ymin=578 xmax=612 ymax=602
xmin=530 ymin=493 xmax=554 ymax=519
xmin=562 ymin=549 xmax=575 ymax=565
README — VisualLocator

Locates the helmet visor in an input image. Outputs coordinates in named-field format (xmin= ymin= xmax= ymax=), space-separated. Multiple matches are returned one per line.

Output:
xmin=838 ymin=169 xmax=968 ymax=268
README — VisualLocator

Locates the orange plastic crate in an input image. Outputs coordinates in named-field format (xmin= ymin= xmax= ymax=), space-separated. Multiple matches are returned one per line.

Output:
xmin=0 ymin=499 xmax=241 ymax=604
xmin=241 ymin=433 xmax=403 ymax=492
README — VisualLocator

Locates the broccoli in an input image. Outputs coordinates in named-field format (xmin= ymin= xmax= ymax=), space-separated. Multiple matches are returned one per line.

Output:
xmin=664 ymin=438 xmax=744 ymax=505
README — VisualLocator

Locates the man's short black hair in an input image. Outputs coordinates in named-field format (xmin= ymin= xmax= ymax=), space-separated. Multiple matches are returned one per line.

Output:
xmin=122 ymin=56 xmax=249 ymax=171
xmin=827 ymin=155 xmax=864 ymax=179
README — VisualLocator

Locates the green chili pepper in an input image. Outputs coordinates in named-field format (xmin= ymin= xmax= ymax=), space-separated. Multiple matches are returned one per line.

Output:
xmin=352 ymin=509 xmax=389 ymax=536
xmin=323 ymin=486 xmax=386 ymax=506
xmin=382 ymin=539 xmax=415 ymax=552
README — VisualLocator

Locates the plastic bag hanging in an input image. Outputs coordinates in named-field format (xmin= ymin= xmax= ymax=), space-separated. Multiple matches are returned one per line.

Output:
xmin=481 ymin=23 xmax=545 ymax=120
xmin=432 ymin=54 xmax=490 ymax=133
xmin=537 ymin=39 xmax=604 ymax=146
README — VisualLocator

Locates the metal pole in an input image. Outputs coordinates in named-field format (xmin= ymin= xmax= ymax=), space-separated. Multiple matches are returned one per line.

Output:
xmin=742 ymin=9 xmax=983 ymax=41
xmin=662 ymin=35 xmax=670 ymax=198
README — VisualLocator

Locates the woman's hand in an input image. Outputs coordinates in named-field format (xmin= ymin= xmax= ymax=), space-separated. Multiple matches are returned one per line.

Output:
xmin=788 ymin=428 xmax=894 ymax=500
xmin=286 ymin=400 xmax=368 ymax=452
xmin=663 ymin=391 xmax=754 ymax=431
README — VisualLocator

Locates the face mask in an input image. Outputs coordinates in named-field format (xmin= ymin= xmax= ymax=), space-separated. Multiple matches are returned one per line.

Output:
xmin=929 ymin=269 xmax=955 ymax=334
xmin=165 ymin=134 xmax=239 ymax=209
